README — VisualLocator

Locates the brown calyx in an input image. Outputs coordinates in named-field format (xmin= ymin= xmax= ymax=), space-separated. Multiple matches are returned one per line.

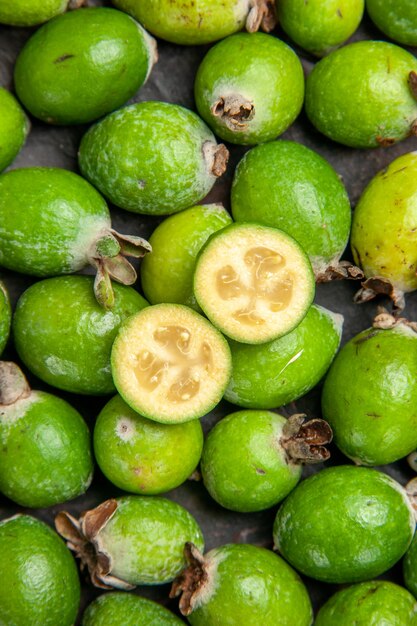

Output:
xmin=353 ymin=276 xmax=405 ymax=313
xmin=406 ymin=478 xmax=417 ymax=520
xmin=246 ymin=0 xmax=277 ymax=33
xmin=68 ymin=0 xmax=86 ymax=8
xmin=212 ymin=95 xmax=255 ymax=131
xmin=170 ymin=543 xmax=208 ymax=616
xmin=280 ymin=414 xmax=333 ymax=464
xmin=0 ymin=362 xmax=31 ymax=407
xmin=376 ymin=136 xmax=396 ymax=147
xmin=203 ymin=142 xmax=229 ymax=178
xmin=372 ymin=306 xmax=417 ymax=333
xmin=409 ymin=71 xmax=417 ymax=100
xmin=316 ymin=260 xmax=364 ymax=283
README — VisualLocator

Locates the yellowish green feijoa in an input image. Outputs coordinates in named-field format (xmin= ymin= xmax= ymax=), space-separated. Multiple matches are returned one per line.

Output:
xmin=82 ymin=592 xmax=185 ymax=625
xmin=0 ymin=88 xmax=29 ymax=172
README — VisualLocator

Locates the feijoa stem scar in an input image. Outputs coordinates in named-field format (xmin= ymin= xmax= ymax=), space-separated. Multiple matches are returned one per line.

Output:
xmin=246 ymin=0 xmax=277 ymax=33
xmin=170 ymin=543 xmax=206 ymax=616
xmin=280 ymin=414 xmax=332 ymax=463
xmin=353 ymin=276 xmax=405 ymax=312
xmin=211 ymin=95 xmax=255 ymax=131
xmin=315 ymin=260 xmax=364 ymax=283
xmin=0 ymin=361 xmax=30 ymax=406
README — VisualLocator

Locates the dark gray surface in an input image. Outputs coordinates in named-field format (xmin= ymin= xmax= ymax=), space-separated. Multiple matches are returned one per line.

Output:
xmin=1 ymin=2 xmax=417 ymax=622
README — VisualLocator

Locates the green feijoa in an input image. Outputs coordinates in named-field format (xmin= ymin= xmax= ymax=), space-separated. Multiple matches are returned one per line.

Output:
xmin=404 ymin=527 xmax=417 ymax=598
xmin=351 ymin=152 xmax=417 ymax=310
xmin=273 ymin=466 xmax=415 ymax=583
xmin=0 ymin=362 xmax=93 ymax=507
xmin=225 ymin=304 xmax=342 ymax=408
xmin=201 ymin=411 xmax=332 ymax=512
xmin=0 ymin=88 xmax=29 ymax=172
xmin=315 ymin=580 xmax=417 ymax=626
xmin=194 ymin=33 xmax=304 ymax=145
xmin=231 ymin=141 xmax=353 ymax=279
xmin=111 ymin=0 xmax=276 ymax=45
xmin=13 ymin=275 xmax=148 ymax=395
xmin=56 ymin=496 xmax=204 ymax=587
xmin=14 ymin=8 xmax=157 ymax=126
xmin=141 ymin=204 xmax=232 ymax=310
xmin=366 ymin=0 xmax=417 ymax=47
xmin=82 ymin=592 xmax=184 ymax=626
xmin=322 ymin=315 xmax=417 ymax=466
xmin=277 ymin=0 xmax=364 ymax=57
xmin=305 ymin=41 xmax=417 ymax=148
xmin=171 ymin=543 xmax=313 ymax=625
xmin=94 ymin=394 xmax=203 ymax=494
xmin=0 ymin=0 xmax=75 ymax=26
xmin=0 ymin=281 xmax=11 ymax=356
xmin=78 ymin=101 xmax=229 ymax=215
xmin=0 ymin=514 xmax=80 ymax=626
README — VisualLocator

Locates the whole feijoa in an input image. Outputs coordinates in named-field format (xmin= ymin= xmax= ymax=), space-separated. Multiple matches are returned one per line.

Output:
xmin=305 ymin=41 xmax=417 ymax=148
xmin=0 ymin=88 xmax=29 ymax=172
xmin=404 ymin=527 xmax=417 ymax=598
xmin=171 ymin=543 xmax=313 ymax=625
xmin=14 ymin=8 xmax=157 ymax=125
xmin=277 ymin=0 xmax=364 ymax=57
xmin=273 ymin=466 xmax=415 ymax=583
xmin=94 ymin=394 xmax=203 ymax=494
xmin=0 ymin=0 xmax=77 ymax=26
xmin=56 ymin=496 xmax=204 ymax=588
xmin=0 ymin=514 xmax=80 ymax=626
xmin=231 ymin=141 xmax=354 ymax=279
xmin=82 ymin=592 xmax=184 ymax=626
xmin=194 ymin=33 xmax=304 ymax=145
xmin=78 ymin=101 xmax=229 ymax=215
xmin=366 ymin=0 xmax=417 ymax=47
xmin=201 ymin=411 xmax=332 ymax=512
xmin=13 ymin=276 xmax=148 ymax=395
xmin=0 ymin=281 xmax=11 ymax=356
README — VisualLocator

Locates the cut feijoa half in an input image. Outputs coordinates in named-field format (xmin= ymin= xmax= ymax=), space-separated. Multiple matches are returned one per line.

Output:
xmin=193 ymin=223 xmax=315 ymax=344
xmin=111 ymin=304 xmax=232 ymax=423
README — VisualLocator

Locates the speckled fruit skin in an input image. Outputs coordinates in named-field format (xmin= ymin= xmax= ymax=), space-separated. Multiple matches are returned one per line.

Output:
xmin=315 ymin=580 xmax=417 ymax=625
xmin=351 ymin=152 xmax=417 ymax=295
xmin=78 ymin=101 xmax=225 ymax=215
xmin=14 ymin=8 xmax=156 ymax=125
xmin=231 ymin=141 xmax=351 ymax=274
xmin=141 ymin=204 xmax=232 ymax=310
xmin=404 ymin=531 xmax=417 ymax=598
xmin=82 ymin=592 xmax=184 ymax=626
xmin=366 ymin=0 xmax=417 ymax=46
xmin=273 ymin=466 xmax=415 ymax=583
xmin=0 ymin=282 xmax=11 ymax=356
xmin=0 ymin=515 xmax=80 ymax=626
xmin=0 ymin=88 xmax=29 ymax=172
xmin=277 ymin=0 xmax=364 ymax=57
xmin=225 ymin=304 xmax=342 ymax=408
xmin=194 ymin=33 xmax=304 ymax=145
xmin=0 ymin=0 xmax=69 ymax=26
xmin=322 ymin=323 xmax=417 ymax=465
xmin=94 ymin=394 xmax=203 ymax=495
xmin=305 ymin=41 xmax=417 ymax=148
xmin=13 ymin=276 xmax=148 ymax=395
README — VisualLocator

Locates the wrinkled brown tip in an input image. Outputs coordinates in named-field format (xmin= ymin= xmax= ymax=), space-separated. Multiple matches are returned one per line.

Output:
xmin=281 ymin=414 xmax=333 ymax=464
xmin=409 ymin=71 xmax=417 ymax=100
xmin=376 ymin=136 xmax=396 ymax=147
xmin=372 ymin=306 xmax=417 ymax=333
xmin=246 ymin=0 xmax=277 ymax=33
xmin=0 ymin=362 xmax=31 ymax=406
xmin=316 ymin=260 xmax=364 ymax=283
xmin=406 ymin=477 xmax=417 ymax=520
xmin=212 ymin=95 xmax=255 ymax=131
xmin=81 ymin=499 xmax=118 ymax=542
xmin=354 ymin=276 xmax=405 ymax=313
xmin=212 ymin=144 xmax=229 ymax=177
xmin=170 ymin=543 xmax=207 ymax=616
xmin=68 ymin=0 xmax=85 ymax=8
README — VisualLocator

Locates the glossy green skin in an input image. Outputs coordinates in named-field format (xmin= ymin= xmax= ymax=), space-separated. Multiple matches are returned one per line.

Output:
xmin=141 ymin=204 xmax=232 ymax=310
xmin=94 ymin=394 xmax=203 ymax=494
xmin=112 ymin=0 xmax=250 ymax=45
xmin=0 ymin=390 xmax=92 ymax=507
xmin=194 ymin=33 xmax=304 ymax=145
xmin=0 ymin=168 xmax=110 ymax=276
xmin=305 ymin=41 xmax=417 ymax=148
xmin=79 ymin=101 xmax=221 ymax=215
xmin=0 ymin=281 xmax=11 ymax=355
xmin=0 ymin=0 xmax=68 ymax=26
xmin=404 ymin=532 xmax=417 ymax=598
xmin=322 ymin=324 xmax=417 ymax=465
xmin=315 ymin=580 xmax=417 ymax=625
xmin=277 ymin=0 xmax=364 ymax=57
xmin=351 ymin=152 xmax=417 ymax=294
xmin=367 ymin=0 xmax=417 ymax=46
xmin=0 ymin=88 xmax=29 ymax=172
xmin=273 ymin=466 xmax=415 ymax=583
xmin=14 ymin=8 xmax=154 ymax=125
xmin=82 ymin=592 xmax=184 ymax=626
xmin=13 ymin=276 xmax=148 ymax=395
xmin=231 ymin=141 xmax=351 ymax=272
xmin=225 ymin=304 xmax=342 ymax=408
xmin=0 ymin=515 xmax=80 ymax=626
xmin=188 ymin=544 xmax=312 ymax=626
xmin=99 ymin=496 xmax=204 ymax=585
xmin=201 ymin=411 xmax=301 ymax=512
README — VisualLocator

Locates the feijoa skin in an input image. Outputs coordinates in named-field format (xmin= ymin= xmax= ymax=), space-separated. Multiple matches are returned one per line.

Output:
xmin=13 ymin=276 xmax=148 ymax=395
xmin=94 ymin=394 xmax=203 ymax=495
xmin=305 ymin=41 xmax=417 ymax=148
xmin=0 ymin=88 xmax=29 ymax=172
xmin=0 ymin=0 xmax=77 ymax=27
xmin=171 ymin=543 xmax=313 ymax=625
xmin=0 ymin=514 xmax=80 ymax=626
xmin=0 ymin=281 xmax=11 ymax=356
xmin=404 ymin=531 xmax=417 ymax=598
xmin=194 ymin=33 xmax=304 ymax=145
xmin=273 ymin=466 xmax=415 ymax=583
xmin=56 ymin=496 xmax=205 ymax=588
xmin=14 ymin=8 xmax=157 ymax=125
xmin=315 ymin=580 xmax=417 ymax=626
xmin=82 ymin=592 xmax=184 ymax=626
xmin=78 ymin=101 xmax=229 ymax=215
xmin=225 ymin=304 xmax=342 ymax=409
xmin=366 ymin=0 xmax=417 ymax=47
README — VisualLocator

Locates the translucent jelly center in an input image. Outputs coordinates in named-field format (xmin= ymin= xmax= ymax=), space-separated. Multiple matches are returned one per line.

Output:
xmin=216 ymin=246 xmax=293 ymax=325
xmin=135 ymin=325 xmax=213 ymax=403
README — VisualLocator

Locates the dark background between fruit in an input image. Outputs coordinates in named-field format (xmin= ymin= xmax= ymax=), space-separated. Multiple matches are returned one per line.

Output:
xmin=0 ymin=2 xmax=417 ymax=622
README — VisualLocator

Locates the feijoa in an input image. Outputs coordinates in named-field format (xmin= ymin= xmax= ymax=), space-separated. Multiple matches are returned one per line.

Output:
xmin=0 ymin=281 xmax=11 ymax=356
xmin=404 ymin=525 xmax=417 ymax=598
xmin=366 ymin=0 xmax=417 ymax=47
xmin=82 ymin=592 xmax=184 ymax=626
xmin=0 ymin=0 xmax=78 ymax=27
xmin=0 ymin=88 xmax=29 ymax=172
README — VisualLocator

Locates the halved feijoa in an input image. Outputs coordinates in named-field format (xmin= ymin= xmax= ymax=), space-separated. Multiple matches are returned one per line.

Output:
xmin=111 ymin=304 xmax=232 ymax=423
xmin=193 ymin=223 xmax=314 ymax=344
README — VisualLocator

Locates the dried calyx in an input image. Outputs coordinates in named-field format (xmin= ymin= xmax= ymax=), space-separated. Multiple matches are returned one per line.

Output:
xmin=203 ymin=142 xmax=229 ymax=178
xmin=405 ymin=477 xmax=417 ymax=520
xmin=315 ymin=260 xmax=364 ymax=283
xmin=212 ymin=95 xmax=255 ymax=131
xmin=354 ymin=276 xmax=405 ymax=313
xmin=246 ymin=0 xmax=277 ymax=33
xmin=68 ymin=0 xmax=86 ymax=8
xmin=170 ymin=542 xmax=208 ymax=616
xmin=280 ymin=414 xmax=333 ymax=463
xmin=0 ymin=362 xmax=31 ymax=406
xmin=372 ymin=307 xmax=417 ymax=333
